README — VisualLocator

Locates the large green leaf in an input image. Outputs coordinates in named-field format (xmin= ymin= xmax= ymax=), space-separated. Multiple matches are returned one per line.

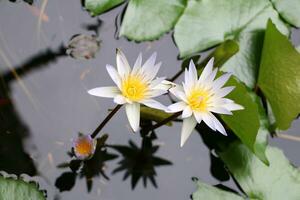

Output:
xmin=85 ymin=0 xmax=125 ymax=16
xmin=257 ymin=20 xmax=300 ymax=130
xmin=271 ymin=0 xmax=300 ymax=27
xmin=174 ymin=0 xmax=289 ymax=88
xmin=192 ymin=180 xmax=244 ymax=200
xmin=120 ymin=0 xmax=186 ymax=41
xmin=221 ymin=77 xmax=269 ymax=164
xmin=0 ymin=174 xmax=45 ymax=200
xmin=219 ymin=142 xmax=300 ymax=200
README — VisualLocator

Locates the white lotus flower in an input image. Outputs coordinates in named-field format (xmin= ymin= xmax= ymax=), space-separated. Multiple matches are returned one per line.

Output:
xmin=88 ymin=49 xmax=169 ymax=132
xmin=167 ymin=58 xmax=244 ymax=147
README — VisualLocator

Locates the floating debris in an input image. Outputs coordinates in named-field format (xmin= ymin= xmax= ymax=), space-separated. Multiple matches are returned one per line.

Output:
xmin=66 ymin=34 xmax=100 ymax=60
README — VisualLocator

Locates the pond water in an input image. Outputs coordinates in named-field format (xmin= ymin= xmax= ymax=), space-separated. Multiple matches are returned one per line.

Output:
xmin=0 ymin=1 xmax=300 ymax=199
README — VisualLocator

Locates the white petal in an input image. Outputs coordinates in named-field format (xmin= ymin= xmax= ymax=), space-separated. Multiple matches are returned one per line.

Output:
xmin=182 ymin=106 xmax=193 ymax=118
xmin=189 ymin=60 xmax=198 ymax=84
xmin=142 ymin=52 xmax=157 ymax=76
xmin=88 ymin=86 xmax=120 ymax=98
xmin=106 ymin=64 xmax=122 ymax=89
xmin=223 ymin=103 xmax=244 ymax=111
xmin=143 ymin=62 xmax=161 ymax=82
xmin=132 ymin=52 xmax=142 ymax=75
xmin=167 ymin=101 xmax=187 ymax=113
xmin=199 ymin=57 xmax=214 ymax=82
xmin=169 ymin=86 xmax=187 ymax=102
xmin=180 ymin=116 xmax=197 ymax=147
xmin=208 ymin=112 xmax=227 ymax=135
xmin=208 ymin=107 xmax=232 ymax=115
xmin=125 ymin=102 xmax=140 ymax=132
xmin=202 ymin=112 xmax=216 ymax=131
xmin=153 ymin=80 xmax=176 ymax=90
xmin=147 ymin=89 xmax=167 ymax=98
xmin=116 ymin=48 xmax=131 ymax=77
xmin=193 ymin=111 xmax=202 ymax=123
xmin=214 ymin=86 xmax=235 ymax=98
xmin=204 ymin=68 xmax=218 ymax=84
xmin=212 ymin=73 xmax=231 ymax=91
xmin=210 ymin=97 xmax=231 ymax=105
xmin=184 ymin=68 xmax=189 ymax=86
xmin=182 ymin=82 xmax=191 ymax=95
xmin=140 ymin=99 xmax=166 ymax=110
xmin=114 ymin=95 xmax=126 ymax=104
xmin=149 ymin=77 xmax=166 ymax=88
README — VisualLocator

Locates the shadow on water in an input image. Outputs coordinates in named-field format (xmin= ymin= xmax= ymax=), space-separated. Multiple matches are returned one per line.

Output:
xmin=0 ymin=45 xmax=66 ymax=176
xmin=55 ymin=134 xmax=118 ymax=192
xmin=110 ymin=132 xmax=172 ymax=189
xmin=55 ymin=125 xmax=172 ymax=192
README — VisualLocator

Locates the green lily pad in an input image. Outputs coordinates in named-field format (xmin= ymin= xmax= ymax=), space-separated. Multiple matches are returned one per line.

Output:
xmin=271 ymin=0 xmax=300 ymax=27
xmin=192 ymin=179 xmax=243 ymax=200
xmin=193 ymin=142 xmax=300 ymax=200
xmin=219 ymin=142 xmax=300 ymax=200
xmin=120 ymin=0 xmax=187 ymax=41
xmin=174 ymin=0 xmax=289 ymax=88
xmin=258 ymin=20 xmax=300 ymax=130
xmin=85 ymin=0 xmax=125 ymax=16
xmin=221 ymin=77 xmax=269 ymax=164
xmin=0 ymin=174 xmax=45 ymax=200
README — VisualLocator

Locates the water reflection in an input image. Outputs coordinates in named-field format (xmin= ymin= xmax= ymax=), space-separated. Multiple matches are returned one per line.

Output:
xmin=0 ymin=45 xmax=65 ymax=176
xmin=55 ymin=134 xmax=118 ymax=192
xmin=55 ymin=129 xmax=172 ymax=192
xmin=195 ymin=123 xmax=233 ymax=182
xmin=110 ymin=132 xmax=172 ymax=189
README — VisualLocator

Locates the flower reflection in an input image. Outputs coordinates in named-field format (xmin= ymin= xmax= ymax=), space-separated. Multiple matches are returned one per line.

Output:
xmin=55 ymin=134 xmax=118 ymax=192
xmin=110 ymin=133 xmax=172 ymax=189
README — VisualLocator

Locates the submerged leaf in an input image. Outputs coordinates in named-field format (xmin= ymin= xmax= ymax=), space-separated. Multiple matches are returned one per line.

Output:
xmin=140 ymin=106 xmax=173 ymax=126
xmin=258 ymin=20 xmax=300 ymax=130
xmin=174 ymin=0 xmax=289 ymax=88
xmin=120 ymin=0 xmax=187 ymax=41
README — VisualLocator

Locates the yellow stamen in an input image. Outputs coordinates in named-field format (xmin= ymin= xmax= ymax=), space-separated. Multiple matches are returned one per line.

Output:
xmin=187 ymin=87 xmax=210 ymax=112
xmin=121 ymin=74 xmax=148 ymax=101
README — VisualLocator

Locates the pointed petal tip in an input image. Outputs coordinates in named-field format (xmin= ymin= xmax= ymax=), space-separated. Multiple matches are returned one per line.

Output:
xmin=116 ymin=48 xmax=121 ymax=53
xmin=180 ymin=141 xmax=185 ymax=147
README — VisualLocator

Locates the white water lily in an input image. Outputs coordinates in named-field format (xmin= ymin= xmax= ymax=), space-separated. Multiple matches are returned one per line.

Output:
xmin=88 ymin=49 xmax=169 ymax=132
xmin=167 ymin=58 xmax=244 ymax=147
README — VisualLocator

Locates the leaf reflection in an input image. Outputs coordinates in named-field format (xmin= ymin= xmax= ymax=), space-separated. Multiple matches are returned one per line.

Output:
xmin=110 ymin=133 xmax=172 ymax=189
xmin=55 ymin=134 xmax=118 ymax=192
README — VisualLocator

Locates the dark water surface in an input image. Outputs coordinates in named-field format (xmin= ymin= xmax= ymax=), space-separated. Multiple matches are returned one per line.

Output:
xmin=0 ymin=1 xmax=299 ymax=199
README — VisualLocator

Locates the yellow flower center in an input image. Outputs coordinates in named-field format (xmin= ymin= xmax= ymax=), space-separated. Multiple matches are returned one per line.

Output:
xmin=187 ymin=87 xmax=210 ymax=112
xmin=74 ymin=137 xmax=94 ymax=157
xmin=121 ymin=74 xmax=148 ymax=101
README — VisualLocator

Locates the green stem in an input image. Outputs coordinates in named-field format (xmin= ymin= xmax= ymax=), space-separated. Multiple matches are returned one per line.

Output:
xmin=149 ymin=112 xmax=182 ymax=131
xmin=91 ymin=104 xmax=122 ymax=138
xmin=169 ymin=68 xmax=184 ymax=82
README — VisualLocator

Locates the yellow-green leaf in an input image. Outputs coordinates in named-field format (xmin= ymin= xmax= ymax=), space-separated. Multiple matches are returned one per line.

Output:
xmin=258 ymin=20 xmax=300 ymax=130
